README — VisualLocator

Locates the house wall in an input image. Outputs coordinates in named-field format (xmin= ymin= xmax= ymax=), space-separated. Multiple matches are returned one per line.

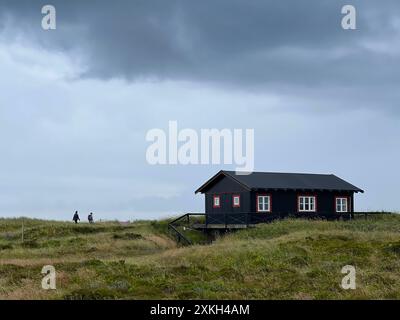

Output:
xmin=205 ymin=185 xmax=354 ymax=215
xmin=204 ymin=175 xmax=250 ymax=214
xmin=249 ymin=190 xmax=354 ymax=214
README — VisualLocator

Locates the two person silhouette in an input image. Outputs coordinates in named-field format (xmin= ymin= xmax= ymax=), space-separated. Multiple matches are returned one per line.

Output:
xmin=72 ymin=211 xmax=94 ymax=224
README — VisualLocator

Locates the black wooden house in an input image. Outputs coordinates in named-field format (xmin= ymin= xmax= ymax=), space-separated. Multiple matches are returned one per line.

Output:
xmin=195 ymin=170 xmax=364 ymax=227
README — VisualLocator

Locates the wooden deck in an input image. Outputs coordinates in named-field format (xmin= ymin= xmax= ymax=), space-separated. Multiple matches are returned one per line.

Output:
xmin=168 ymin=212 xmax=377 ymax=245
xmin=192 ymin=223 xmax=255 ymax=230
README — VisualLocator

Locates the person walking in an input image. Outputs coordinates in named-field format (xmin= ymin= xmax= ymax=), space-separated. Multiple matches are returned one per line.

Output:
xmin=73 ymin=211 xmax=80 ymax=224
xmin=88 ymin=212 xmax=94 ymax=224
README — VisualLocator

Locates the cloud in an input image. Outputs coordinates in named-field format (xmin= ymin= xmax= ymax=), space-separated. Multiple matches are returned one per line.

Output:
xmin=0 ymin=0 xmax=399 ymax=86
xmin=0 ymin=1 xmax=399 ymax=219
xmin=0 ymin=0 xmax=399 ymax=118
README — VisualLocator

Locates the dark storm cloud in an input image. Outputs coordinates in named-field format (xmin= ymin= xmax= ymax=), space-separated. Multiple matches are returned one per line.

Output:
xmin=1 ymin=1 xmax=400 ymax=219
xmin=1 ymin=0 xmax=400 ymax=88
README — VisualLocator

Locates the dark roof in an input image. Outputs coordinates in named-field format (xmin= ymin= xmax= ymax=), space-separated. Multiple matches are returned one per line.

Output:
xmin=195 ymin=170 xmax=364 ymax=194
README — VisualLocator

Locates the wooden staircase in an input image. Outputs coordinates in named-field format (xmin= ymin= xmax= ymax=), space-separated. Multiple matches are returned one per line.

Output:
xmin=167 ymin=213 xmax=205 ymax=245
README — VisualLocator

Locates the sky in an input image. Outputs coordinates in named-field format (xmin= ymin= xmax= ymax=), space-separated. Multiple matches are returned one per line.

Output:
xmin=0 ymin=0 xmax=399 ymax=220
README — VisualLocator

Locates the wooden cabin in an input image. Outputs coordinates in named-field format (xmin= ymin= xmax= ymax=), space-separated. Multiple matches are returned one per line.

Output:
xmin=195 ymin=170 xmax=364 ymax=227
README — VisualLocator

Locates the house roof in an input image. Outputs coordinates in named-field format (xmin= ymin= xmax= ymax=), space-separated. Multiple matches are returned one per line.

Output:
xmin=195 ymin=170 xmax=364 ymax=194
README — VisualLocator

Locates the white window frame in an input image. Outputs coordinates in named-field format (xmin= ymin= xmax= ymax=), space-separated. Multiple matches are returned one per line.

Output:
xmin=336 ymin=197 xmax=348 ymax=213
xmin=233 ymin=195 xmax=240 ymax=207
xmin=257 ymin=195 xmax=271 ymax=212
xmin=213 ymin=195 xmax=220 ymax=208
xmin=298 ymin=196 xmax=316 ymax=212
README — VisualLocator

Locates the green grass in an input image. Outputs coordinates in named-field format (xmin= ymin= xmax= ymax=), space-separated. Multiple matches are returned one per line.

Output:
xmin=0 ymin=215 xmax=399 ymax=299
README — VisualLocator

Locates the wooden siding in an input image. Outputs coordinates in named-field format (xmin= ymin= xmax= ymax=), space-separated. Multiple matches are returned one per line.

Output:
xmin=206 ymin=188 xmax=354 ymax=216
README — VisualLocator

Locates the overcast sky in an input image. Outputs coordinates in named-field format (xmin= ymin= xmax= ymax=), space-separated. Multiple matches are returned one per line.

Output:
xmin=0 ymin=0 xmax=399 ymax=220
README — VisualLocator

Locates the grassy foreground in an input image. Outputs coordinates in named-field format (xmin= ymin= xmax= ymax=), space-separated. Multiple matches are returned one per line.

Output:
xmin=0 ymin=215 xmax=399 ymax=299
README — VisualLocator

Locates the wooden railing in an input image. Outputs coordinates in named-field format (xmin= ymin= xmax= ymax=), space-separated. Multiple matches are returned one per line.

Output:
xmin=168 ymin=213 xmax=206 ymax=245
xmin=168 ymin=211 xmax=392 ymax=244
xmin=205 ymin=211 xmax=392 ymax=226
xmin=206 ymin=213 xmax=288 ymax=226
xmin=167 ymin=223 xmax=192 ymax=245
xmin=352 ymin=212 xmax=392 ymax=219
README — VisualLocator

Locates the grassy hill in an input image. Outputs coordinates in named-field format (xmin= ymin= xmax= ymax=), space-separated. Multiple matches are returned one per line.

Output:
xmin=0 ymin=215 xmax=399 ymax=299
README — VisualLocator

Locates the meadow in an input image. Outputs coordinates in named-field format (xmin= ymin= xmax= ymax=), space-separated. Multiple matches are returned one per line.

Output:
xmin=0 ymin=214 xmax=399 ymax=299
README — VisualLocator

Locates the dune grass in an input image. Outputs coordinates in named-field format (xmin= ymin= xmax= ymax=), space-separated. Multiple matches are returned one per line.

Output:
xmin=0 ymin=215 xmax=399 ymax=299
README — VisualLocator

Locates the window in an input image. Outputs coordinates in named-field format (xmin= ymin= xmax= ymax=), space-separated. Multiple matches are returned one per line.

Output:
xmin=298 ymin=196 xmax=316 ymax=212
xmin=213 ymin=195 xmax=221 ymax=208
xmin=232 ymin=195 xmax=240 ymax=208
xmin=336 ymin=197 xmax=348 ymax=213
xmin=257 ymin=195 xmax=271 ymax=212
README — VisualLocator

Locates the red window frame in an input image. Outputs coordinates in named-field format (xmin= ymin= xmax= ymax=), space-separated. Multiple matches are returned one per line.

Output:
xmin=297 ymin=194 xmax=317 ymax=213
xmin=256 ymin=194 xmax=272 ymax=213
xmin=232 ymin=194 xmax=241 ymax=208
xmin=213 ymin=195 xmax=221 ymax=208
